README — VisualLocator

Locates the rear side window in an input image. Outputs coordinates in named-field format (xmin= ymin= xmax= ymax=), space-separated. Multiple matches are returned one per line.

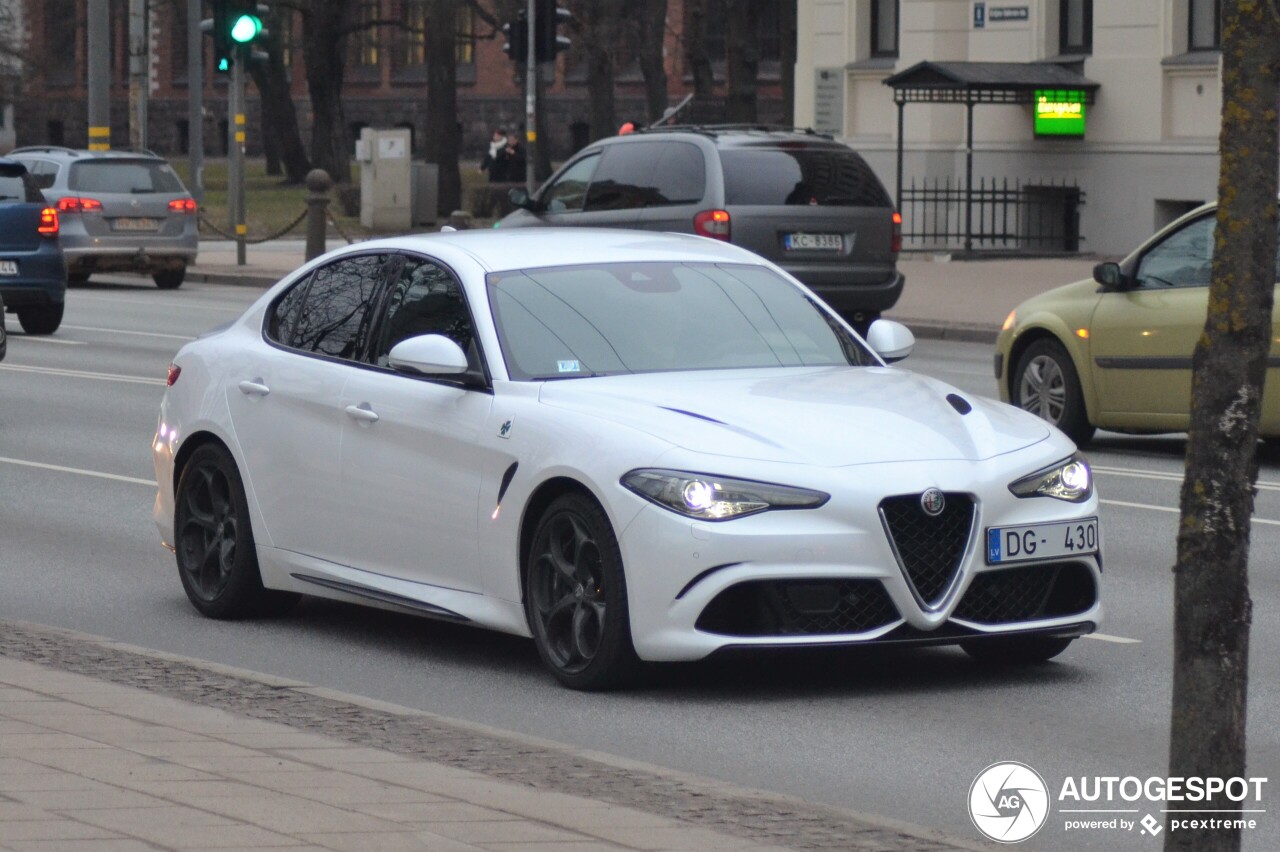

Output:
xmin=585 ymin=143 xmax=662 ymax=211
xmin=68 ymin=159 xmax=186 ymax=194
xmin=285 ymin=254 xmax=390 ymax=361
xmin=649 ymin=143 xmax=705 ymax=205
xmin=721 ymin=146 xmax=891 ymax=207
xmin=0 ymin=164 xmax=44 ymax=203
xmin=16 ymin=160 xmax=60 ymax=191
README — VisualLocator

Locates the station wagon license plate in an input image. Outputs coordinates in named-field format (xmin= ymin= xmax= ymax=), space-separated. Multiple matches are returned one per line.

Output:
xmin=784 ymin=232 xmax=842 ymax=251
xmin=0 ymin=260 xmax=17 ymax=276
xmin=112 ymin=217 xmax=160 ymax=232
xmin=986 ymin=517 xmax=1098 ymax=564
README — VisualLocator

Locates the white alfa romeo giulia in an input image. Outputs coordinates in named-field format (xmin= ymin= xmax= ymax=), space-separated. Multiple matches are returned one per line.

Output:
xmin=153 ymin=229 xmax=1102 ymax=689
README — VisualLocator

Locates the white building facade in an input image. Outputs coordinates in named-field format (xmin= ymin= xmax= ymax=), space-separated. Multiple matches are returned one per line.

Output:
xmin=795 ymin=0 xmax=1224 ymax=255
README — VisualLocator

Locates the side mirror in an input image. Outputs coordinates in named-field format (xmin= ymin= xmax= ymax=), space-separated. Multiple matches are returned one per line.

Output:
xmin=387 ymin=334 xmax=469 ymax=376
xmin=1093 ymin=261 xmax=1126 ymax=290
xmin=864 ymin=318 xmax=915 ymax=363
xmin=508 ymin=187 xmax=534 ymax=211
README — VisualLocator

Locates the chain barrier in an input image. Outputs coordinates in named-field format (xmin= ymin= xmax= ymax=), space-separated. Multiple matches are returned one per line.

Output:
xmin=198 ymin=209 xmax=310 ymax=245
xmin=326 ymin=209 xmax=356 ymax=245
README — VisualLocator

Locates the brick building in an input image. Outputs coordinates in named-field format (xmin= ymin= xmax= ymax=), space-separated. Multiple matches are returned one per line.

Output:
xmin=15 ymin=0 xmax=786 ymax=164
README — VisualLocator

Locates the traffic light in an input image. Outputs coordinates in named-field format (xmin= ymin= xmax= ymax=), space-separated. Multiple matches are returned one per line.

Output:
xmin=227 ymin=0 xmax=265 ymax=46
xmin=502 ymin=13 xmax=528 ymax=64
xmin=201 ymin=1 xmax=233 ymax=73
xmin=533 ymin=0 xmax=571 ymax=62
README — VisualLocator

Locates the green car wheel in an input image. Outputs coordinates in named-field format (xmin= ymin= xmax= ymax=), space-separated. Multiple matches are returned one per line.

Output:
xmin=1013 ymin=338 xmax=1096 ymax=446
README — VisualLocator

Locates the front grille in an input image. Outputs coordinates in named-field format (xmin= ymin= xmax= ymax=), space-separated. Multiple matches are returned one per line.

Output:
xmin=879 ymin=493 xmax=975 ymax=608
xmin=696 ymin=579 xmax=900 ymax=637
xmin=953 ymin=562 xmax=1096 ymax=625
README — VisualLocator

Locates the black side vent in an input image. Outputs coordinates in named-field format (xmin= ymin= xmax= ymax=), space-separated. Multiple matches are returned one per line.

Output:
xmin=879 ymin=493 xmax=975 ymax=608
xmin=953 ymin=562 xmax=1097 ymax=625
xmin=946 ymin=394 xmax=972 ymax=415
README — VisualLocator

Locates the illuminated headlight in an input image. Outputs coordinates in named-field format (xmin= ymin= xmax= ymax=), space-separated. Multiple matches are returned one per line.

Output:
xmin=621 ymin=469 xmax=829 ymax=521
xmin=1010 ymin=453 xmax=1092 ymax=502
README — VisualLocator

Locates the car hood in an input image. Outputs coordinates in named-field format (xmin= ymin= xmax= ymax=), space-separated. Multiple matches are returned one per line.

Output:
xmin=537 ymin=367 xmax=1051 ymax=466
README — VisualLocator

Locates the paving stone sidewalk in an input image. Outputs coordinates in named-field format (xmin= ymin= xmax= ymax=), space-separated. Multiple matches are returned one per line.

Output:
xmin=0 ymin=620 xmax=985 ymax=852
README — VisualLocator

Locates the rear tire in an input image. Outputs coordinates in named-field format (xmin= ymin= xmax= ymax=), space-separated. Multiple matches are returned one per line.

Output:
xmin=1012 ymin=338 xmax=1095 ymax=446
xmin=154 ymin=267 xmax=186 ymax=289
xmin=16 ymin=303 xmax=64 ymax=335
xmin=174 ymin=443 xmax=299 ymax=619
xmin=961 ymin=636 xmax=1073 ymax=665
xmin=67 ymin=272 xmax=90 ymax=286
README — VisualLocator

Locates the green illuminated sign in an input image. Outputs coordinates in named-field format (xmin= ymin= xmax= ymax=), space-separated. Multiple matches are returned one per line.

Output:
xmin=1034 ymin=90 xmax=1086 ymax=137
xmin=230 ymin=13 xmax=262 ymax=44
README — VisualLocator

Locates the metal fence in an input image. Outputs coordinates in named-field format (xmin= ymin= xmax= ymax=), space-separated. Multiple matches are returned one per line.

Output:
xmin=899 ymin=177 xmax=1084 ymax=254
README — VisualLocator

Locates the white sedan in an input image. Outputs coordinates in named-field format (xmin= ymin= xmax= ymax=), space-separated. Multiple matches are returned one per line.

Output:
xmin=153 ymin=229 xmax=1102 ymax=690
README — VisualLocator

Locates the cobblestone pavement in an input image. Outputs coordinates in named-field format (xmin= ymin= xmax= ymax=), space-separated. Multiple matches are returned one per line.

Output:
xmin=0 ymin=620 xmax=984 ymax=851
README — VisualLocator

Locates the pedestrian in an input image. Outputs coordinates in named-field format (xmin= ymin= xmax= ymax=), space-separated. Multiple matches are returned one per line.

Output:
xmin=501 ymin=131 xmax=527 ymax=183
xmin=479 ymin=127 xmax=507 ymax=182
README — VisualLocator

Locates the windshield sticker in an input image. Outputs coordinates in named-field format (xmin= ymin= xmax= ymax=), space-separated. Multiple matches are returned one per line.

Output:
xmin=557 ymin=360 xmax=580 ymax=373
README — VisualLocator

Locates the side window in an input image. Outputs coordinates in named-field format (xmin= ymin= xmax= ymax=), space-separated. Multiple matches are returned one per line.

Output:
xmin=372 ymin=256 xmax=479 ymax=374
xmin=541 ymin=153 xmax=600 ymax=213
xmin=649 ymin=143 xmax=706 ymax=206
xmin=31 ymin=160 xmax=60 ymax=191
xmin=584 ymin=143 xmax=660 ymax=212
xmin=266 ymin=274 xmax=311 ymax=346
xmin=290 ymin=254 xmax=389 ymax=360
xmin=1135 ymin=216 xmax=1215 ymax=289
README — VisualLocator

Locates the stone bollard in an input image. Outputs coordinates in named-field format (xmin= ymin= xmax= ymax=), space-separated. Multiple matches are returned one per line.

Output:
xmin=305 ymin=169 xmax=333 ymax=262
xmin=447 ymin=210 xmax=473 ymax=230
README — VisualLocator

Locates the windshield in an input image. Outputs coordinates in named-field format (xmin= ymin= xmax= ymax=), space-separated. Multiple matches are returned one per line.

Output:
xmin=487 ymin=262 xmax=874 ymax=381
xmin=68 ymin=159 xmax=187 ymax=194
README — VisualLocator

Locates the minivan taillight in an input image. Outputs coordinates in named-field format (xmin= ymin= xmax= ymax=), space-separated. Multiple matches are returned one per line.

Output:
xmin=891 ymin=211 xmax=902 ymax=254
xmin=166 ymin=363 xmax=181 ymax=386
xmin=168 ymin=198 xmax=197 ymax=213
xmin=37 ymin=207 xmax=59 ymax=236
xmin=55 ymin=197 xmax=103 ymax=213
xmin=694 ymin=209 xmax=731 ymax=241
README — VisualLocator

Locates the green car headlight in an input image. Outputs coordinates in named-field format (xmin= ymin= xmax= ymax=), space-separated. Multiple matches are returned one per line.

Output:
xmin=621 ymin=469 xmax=829 ymax=521
xmin=1010 ymin=453 xmax=1092 ymax=502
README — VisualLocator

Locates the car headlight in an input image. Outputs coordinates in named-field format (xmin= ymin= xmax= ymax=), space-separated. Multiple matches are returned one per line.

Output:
xmin=1009 ymin=453 xmax=1092 ymax=502
xmin=621 ymin=469 xmax=829 ymax=521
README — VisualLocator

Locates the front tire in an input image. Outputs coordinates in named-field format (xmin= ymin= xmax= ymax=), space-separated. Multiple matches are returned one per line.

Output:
xmin=961 ymin=636 xmax=1073 ymax=664
xmin=16 ymin=303 xmax=64 ymax=335
xmin=525 ymin=493 xmax=640 ymax=690
xmin=174 ymin=443 xmax=298 ymax=619
xmin=1012 ymin=338 xmax=1095 ymax=446
xmin=154 ymin=266 xmax=186 ymax=289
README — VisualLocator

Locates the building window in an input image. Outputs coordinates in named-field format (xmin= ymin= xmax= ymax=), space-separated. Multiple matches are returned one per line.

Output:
xmin=1189 ymin=0 xmax=1221 ymax=50
xmin=403 ymin=0 xmax=426 ymax=67
xmin=871 ymin=0 xmax=899 ymax=58
xmin=456 ymin=4 xmax=476 ymax=65
xmin=1059 ymin=0 xmax=1092 ymax=55
xmin=170 ymin=0 xmax=188 ymax=83
xmin=355 ymin=1 xmax=380 ymax=68
xmin=704 ymin=1 xmax=785 ymax=62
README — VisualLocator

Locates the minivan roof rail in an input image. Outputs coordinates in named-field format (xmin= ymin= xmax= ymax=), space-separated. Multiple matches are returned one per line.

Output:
xmin=634 ymin=124 xmax=834 ymax=140
xmin=8 ymin=145 xmax=85 ymax=157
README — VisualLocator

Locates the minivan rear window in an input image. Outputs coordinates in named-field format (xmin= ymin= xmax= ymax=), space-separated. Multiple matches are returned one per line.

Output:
xmin=68 ymin=159 xmax=186 ymax=194
xmin=721 ymin=147 xmax=892 ymax=208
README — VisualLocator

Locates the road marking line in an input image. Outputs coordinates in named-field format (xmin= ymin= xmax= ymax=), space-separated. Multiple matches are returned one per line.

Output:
xmin=1084 ymin=633 xmax=1142 ymax=644
xmin=0 ymin=456 xmax=155 ymax=487
xmin=1101 ymin=498 xmax=1280 ymax=526
xmin=0 ymin=363 xmax=166 ymax=386
xmin=3 ymin=335 xmax=86 ymax=346
xmin=61 ymin=324 xmax=196 ymax=341
xmin=71 ymin=293 xmax=245 ymax=312
xmin=1094 ymin=464 xmax=1280 ymax=492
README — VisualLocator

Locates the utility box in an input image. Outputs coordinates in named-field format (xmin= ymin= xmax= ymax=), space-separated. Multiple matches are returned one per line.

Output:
xmin=411 ymin=162 xmax=439 ymax=226
xmin=356 ymin=127 xmax=412 ymax=231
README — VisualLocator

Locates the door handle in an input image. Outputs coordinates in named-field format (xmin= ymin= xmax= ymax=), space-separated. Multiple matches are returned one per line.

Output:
xmin=345 ymin=403 xmax=380 ymax=423
xmin=238 ymin=379 xmax=270 ymax=397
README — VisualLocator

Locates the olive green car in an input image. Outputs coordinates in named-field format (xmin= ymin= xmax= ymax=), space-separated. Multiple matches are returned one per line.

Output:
xmin=995 ymin=202 xmax=1280 ymax=446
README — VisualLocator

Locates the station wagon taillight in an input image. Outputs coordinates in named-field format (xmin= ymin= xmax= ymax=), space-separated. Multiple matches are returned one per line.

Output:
xmin=168 ymin=198 xmax=197 ymax=213
xmin=891 ymin=211 xmax=902 ymax=254
xmin=37 ymin=207 xmax=59 ymax=236
xmin=166 ymin=363 xmax=181 ymax=386
xmin=55 ymin=197 xmax=103 ymax=213
xmin=694 ymin=209 xmax=731 ymax=241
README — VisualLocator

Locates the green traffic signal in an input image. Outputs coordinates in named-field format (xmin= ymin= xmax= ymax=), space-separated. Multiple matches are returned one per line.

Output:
xmin=229 ymin=13 xmax=262 ymax=44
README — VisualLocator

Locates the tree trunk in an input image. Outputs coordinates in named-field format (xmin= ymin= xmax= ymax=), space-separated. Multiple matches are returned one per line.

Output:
xmin=425 ymin=0 xmax=461 ymax=215
xmin=724 ymin=0 xmax=760 ymax=123
xmin=683 ymin=0 xmax=714 ymax=103
xmin=247 ymin=16 xmax=311 ymax=185
xmin=779 ymin=0 xmax=796 ymax=126
xmin=1166 ymin=3 xmax=1280 ymax=850
xmin=636 ymin=0 xmax=668 ymax=124
xmin=301 ymin=2 xmax=354 ymax=185
xmin=573 ymin=0 xmax=618 ymax=141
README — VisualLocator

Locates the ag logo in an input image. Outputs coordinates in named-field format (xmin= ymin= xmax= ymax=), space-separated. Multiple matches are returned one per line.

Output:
xmin=968 ymin=761 xmax=1050 ymax=843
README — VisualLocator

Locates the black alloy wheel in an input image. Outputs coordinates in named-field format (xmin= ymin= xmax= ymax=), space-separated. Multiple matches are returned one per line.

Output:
xmin=1012 ymin=338 xmax=1095 ymax=446
xmin=525 ymin=493 xmax=639 ymax=690
xmin=961 ymin=636 xmax=1073 ymax=664
xmin=174 ymin=444 xmax=298 ymax=619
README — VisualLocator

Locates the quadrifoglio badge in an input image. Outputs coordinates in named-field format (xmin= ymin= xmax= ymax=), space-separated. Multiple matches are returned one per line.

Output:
xmin=968 ymin=762 xmax=1269 ymax=843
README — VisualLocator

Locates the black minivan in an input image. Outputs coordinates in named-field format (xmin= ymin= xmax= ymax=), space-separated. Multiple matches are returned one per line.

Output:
xmin=499 ymin=126 xmax=903 ymax=330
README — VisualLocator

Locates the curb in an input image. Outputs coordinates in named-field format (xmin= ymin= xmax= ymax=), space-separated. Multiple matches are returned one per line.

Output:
xmin=891 ymin=318 xmax=1000 ymax=345
xmin=187 ymin=268 xmax=282 ymax=288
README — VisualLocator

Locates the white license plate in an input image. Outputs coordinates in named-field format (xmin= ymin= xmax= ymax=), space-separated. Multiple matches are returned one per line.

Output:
xmin=0 ymin=260 xmax=17 ymax=276
xmin=112 ymin=217 xmax=160 ymax=232
xmin=986 ymin=517 xmax=1099 ymax=564
xmin=785 ymin=232 xmax=842 ymax=251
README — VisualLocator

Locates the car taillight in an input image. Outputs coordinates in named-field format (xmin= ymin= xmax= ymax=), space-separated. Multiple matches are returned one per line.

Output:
xmin=168 ymin=198 xmax=197 ymax=213
xmin=693 ymin=209 xmax=731 ymax=241
xmin=55 ymin=197 xmax=104 ymax=213
xmin=166 ymin=363 xmax=181 ymax=386
xmin=37 ymin=207 xmax=59 ymax=236
xmin=891 ymin=211 xmax=903 ymax=254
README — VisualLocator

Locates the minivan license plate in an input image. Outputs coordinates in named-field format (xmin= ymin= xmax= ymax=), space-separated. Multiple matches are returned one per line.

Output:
xmin=785 ymin=233 xmax=842 ymax=251
xmin=0 ymin=260 xmax=17 ymax=276
xmin=986 ymin=517 xmax=1099 ymax=564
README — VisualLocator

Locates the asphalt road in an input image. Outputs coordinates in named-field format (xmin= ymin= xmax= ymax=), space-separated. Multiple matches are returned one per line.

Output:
xmin=2 ymin=276 xmax=1277 ymax=851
